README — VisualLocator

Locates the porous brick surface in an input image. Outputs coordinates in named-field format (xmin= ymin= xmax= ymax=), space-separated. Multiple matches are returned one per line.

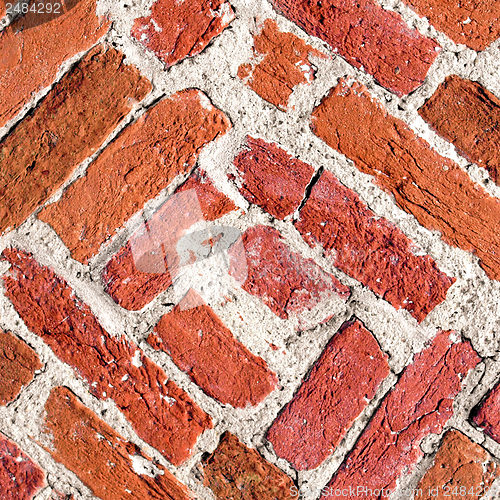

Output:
xmin=417 ymin=430 xmax=499 ymax=500
xmin=0 ymin=0 xmax=499 ymax=498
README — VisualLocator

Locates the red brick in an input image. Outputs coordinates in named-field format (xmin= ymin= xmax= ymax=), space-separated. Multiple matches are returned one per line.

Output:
xmin=0 ymin=0 xmax=109 ymax=128
xmin=131 ymin=0 xmax=234 ymax=67
xmin=295 ymin=170 xmax=455 ymax=322
xmin=201 ymin=431 xmax=295 ymax=499
xmin=0 ymin=330 xmax=42 ymax=405
xmin=175 ymin=169 xmax=237 ymax=222
xmin=311 ymin=79 xmax=500 ymax=281
xmin=0 ymin=433 xmax=45 ymax=499
xmin=473 ymin=381 xmax=500 ymax=444
xmin=418 ymin=430 xmax=499 ymax=500
xmin=43 ymin=386 xmax=192 ymax=500
xmin=322 ymin=331 xmax=480 ymax=498
xmin=148 ymin=292 xmax=277 ymax=408
xmin=0 ymin=44 xmax=151 ymax=235
xmin=267 ymin=320 xmax=389 ymax=470
xmin=39 ymin=89 xmax=230 ymax=263
xmin=1 ymin=248 xmax=212 ymax=465
xmin=232 ymin=136 xmax=315 ymax=220
xmin=229 ymin=225 xmax=350 ymax=326
xmin=419 ymin=75 xmax=500 ymax=185
xmin=270 ymin=0 xmax=439 ymax=96
xmin=402 ymin=0 xmax=500 ymax=51
xmin=103 ymin=169 xmax=236 ymax=311
xmin=238 ymin=20 xmax=325 ymax=110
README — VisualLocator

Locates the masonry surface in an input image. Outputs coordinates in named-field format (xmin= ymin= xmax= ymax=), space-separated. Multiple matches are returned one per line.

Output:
xmin=0 ymin=0 xmax=499 ymax=499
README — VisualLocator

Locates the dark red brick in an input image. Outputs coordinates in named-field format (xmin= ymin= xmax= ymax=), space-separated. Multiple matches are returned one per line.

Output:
xmin=232 ymin=136 xmax=315 ymax=220
xmin=0 ymin=330 xmax=42 ymax=405
xmin=267 ymin=320 xmax=389 ymax=470
xmin=148 ymin=292 xmax=277 ymax=408
xmin=39 ymin=89 xmax=230 ymax=263
xmin=419 ymin=75 xmax=500 ymax=185
xmin=201 ymin=431 xmax=295 ymax=499
xmin=0 ymin=44 xmax=151 ymax=235
xmin=418 ymin=430 xmax=499 ymax=500
xmin=131 ymin=0 xmax=234 ymax=67
xmin=295 ymin=170 xmax=455 ymax=322
xmin=402 ymin=0 xmax=500 ymax=51
xmin=1 ymin=248 xmax=212 ymax=465
xmin=311 ymin=79 xmax=500 ymax=281
xmin=229 ymin=225 xmax=350 ymax=327
xmin=238 ymin=19 xmax=325 ymax=110
xmin=0 ymin=433 xmax=45 ymax=499
xmin=270 ymin=0 xmax=439 ymax=96
xmin=473 ymin=381 xmax=500 ymax=444
xmin=0 ymin=0 xmax=109 ymax=127
xmin=323 ymin=331 xmax=480 ymax=498
xmin=44 ymin=386 xmax=192 ymax=500
xmin=103 ymin=169 xmax=236 ymax=311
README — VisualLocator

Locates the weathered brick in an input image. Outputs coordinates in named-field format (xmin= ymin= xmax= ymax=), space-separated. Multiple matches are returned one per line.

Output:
xmin=232 ymin=136 xmax=314 ymax=220
xmin=323 ymin=331 xmax=480 ymax=498
xmin=0 ymin=44 xmax=150 ymax=235
xmin=132 ymin=0 xmax=234 ymax=67
xmin=402 ymin=0 xmax=500 ymax=51
xmin=1 ymin=248 xmax=212 ymax=465
xmin=0 ymin=0 xmax=109 ymax=127
xmin=238 ymin=20 xmax=325 ymax=110
xmin=201 ymin=431 xmax=295 ymax=499
xmin=419 ymin=75 xmax=500 ymax=185
xmin=267 ymin=320 xmax=389 ymax=470
xmin=229 ymin=225 xmax=350 ymax=327
xmin=295 ymin=170 xmax=455 ymax=322
xmin=148 ymin=292 xmax=277 ymax=407
xmin=473 ymin=381 xmax=500 ymax=444
xmin=311 ymin=79 xmax=500 ymax=281
xmin=0 ymin=433 xmax=45 ymax=499
xmin=103 ymin=169 xmax=236 ymax=311
xmin=175 ymin=169 xmax=237 ymax=222
xmin=44 ymin=386 xmax=192 ymax=500
xmin=270 ymin=0 xmax=439 ymax=96
xmin=0 ymin=330 xmax=42 ymax=405
xmin=39 ymin=89 xmax=230 ymax=263
xmin=418 ymin=430 xmax=499 ymax=500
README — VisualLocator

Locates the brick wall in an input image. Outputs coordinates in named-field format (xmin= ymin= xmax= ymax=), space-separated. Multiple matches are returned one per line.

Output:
xmin=0 ymin=0 xmax=499 ymax=498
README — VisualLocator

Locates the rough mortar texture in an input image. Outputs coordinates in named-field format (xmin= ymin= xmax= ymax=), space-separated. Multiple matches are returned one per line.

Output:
xmin=0 ymin=0 xmax=499 ymax=499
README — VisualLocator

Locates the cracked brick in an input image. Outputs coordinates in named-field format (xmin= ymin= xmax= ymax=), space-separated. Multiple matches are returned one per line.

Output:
xmin=38 ymin=89 xmax=230 ymax=263
xmin=267 ymin=320 xmax=389 ymax=470
xmin=418 ymin=430 xmax=499 ymax=500
xmin=0 ymin=44 xmax=151 ymax=235
xmin=419 ymin=75 xmax=500 ymax=186
xmin=472 ymin=381 xmax=500 ymax=444
xmin=0 ymin=330 xmax=42 ymax=405
xmin=0 ymin=0 xmax=109 ymax=128
xmin=43 ymin=386 xmax=192 ymax=500
xmin=270 ymin=0 xmax=439 ymax=96
xmin=401 ymin=0 xmax=500 ymax=51
xmin=295 ymin=170 xmax=455 ymax=322
xmin=148 ymin=291 xmax=277 ymax=408
xmin=232 ymin=136 xmax=315 ymax=220
xmin=201 ymin=431 xmax=295 ymax=499
xmin=131 ymin=0 xmax=234 ymax=68
xmin=229 ymin=225 xmax=350 ymax=328
xmin=0 ymin=433 xmax=45 ymax=499
xmin=323 ymin=330 xmax=480 ymax=498
xmin=311 ymin=79 xmax=500 ymax=281
xmin=238 ymin=19 xmax=325 ymax=110
xmin=1 ymin=248 xmax=212 ymax=465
